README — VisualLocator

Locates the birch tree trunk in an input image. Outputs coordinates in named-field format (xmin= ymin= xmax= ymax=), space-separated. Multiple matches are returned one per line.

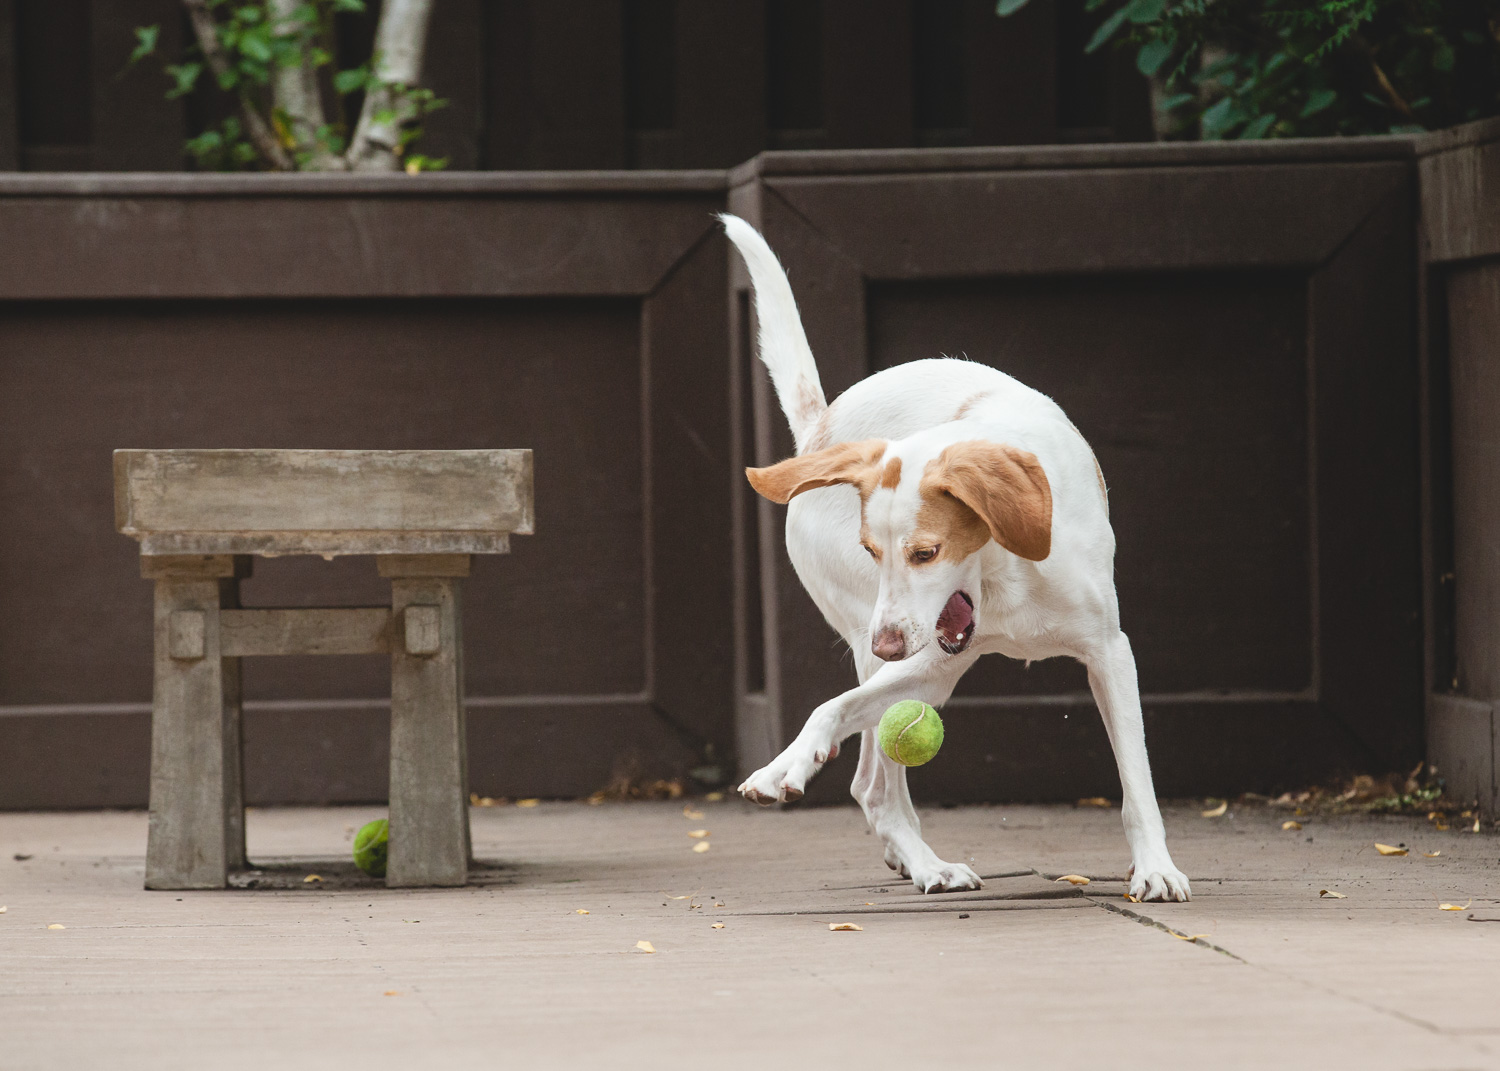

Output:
xmin=268 ymin=0 xmax=341 ymax=170
xmin=345 ymin=0 xmax=436 ymax=171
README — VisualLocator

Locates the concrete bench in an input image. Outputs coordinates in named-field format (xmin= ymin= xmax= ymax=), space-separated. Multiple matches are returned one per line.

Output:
xmin=114 ymin=449 xmax=533 ymax=890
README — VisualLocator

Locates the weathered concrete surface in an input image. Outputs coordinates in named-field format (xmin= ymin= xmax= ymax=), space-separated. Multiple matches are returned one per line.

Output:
xmin=1 ymin=800 xmax=1495 ymax=1069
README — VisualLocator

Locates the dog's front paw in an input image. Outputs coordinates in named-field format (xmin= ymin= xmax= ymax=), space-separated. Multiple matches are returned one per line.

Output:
xmin=737 ymin=739 xmax=838 ymax=805
xmin=1129 ymin=858 xmax=1191 ymax=902
xmin=738 ymin=768 xmax=784 ymax=805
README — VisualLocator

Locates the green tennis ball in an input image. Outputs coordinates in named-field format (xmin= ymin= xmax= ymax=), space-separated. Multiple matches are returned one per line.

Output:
xmin=878 ymin=701 xmax=944 ymax=766
xmin=353 ymin=819 xmax=389 ymax=877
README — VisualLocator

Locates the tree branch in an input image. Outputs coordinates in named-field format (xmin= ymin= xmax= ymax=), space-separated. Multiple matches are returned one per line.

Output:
xmin=345 ymin=0 xmax=435 ymax=171
xmin=182 ymin=0 xmax=293 ymax=170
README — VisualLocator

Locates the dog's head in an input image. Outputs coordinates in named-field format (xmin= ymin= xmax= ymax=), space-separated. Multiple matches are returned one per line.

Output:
xmin=747 ymin=437 xmax=1051 ymax=662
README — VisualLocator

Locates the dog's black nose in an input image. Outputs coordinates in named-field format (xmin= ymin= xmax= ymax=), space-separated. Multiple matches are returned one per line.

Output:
xmin=872 ymin=629 xmax=907 ymax=661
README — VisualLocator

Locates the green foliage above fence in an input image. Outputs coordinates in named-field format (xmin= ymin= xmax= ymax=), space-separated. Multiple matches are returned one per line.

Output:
xmin=132 ymin=0 xmax=445 ymax=172
xmin=1004 ymin=0 xmax=1500 ymax=139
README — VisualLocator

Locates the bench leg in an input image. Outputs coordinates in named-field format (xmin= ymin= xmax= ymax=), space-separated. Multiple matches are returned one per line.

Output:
xmin=221 ymin=577 xmax=247 ymax=872
xmin=383 ymin=556 xmax=471 ymax=887
xmin=144 ymin=558 xmax=247 ymax=890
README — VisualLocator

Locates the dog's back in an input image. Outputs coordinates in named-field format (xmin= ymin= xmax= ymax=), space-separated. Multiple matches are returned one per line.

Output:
xmin=815 ymin=357 xmax=1067 ymax=450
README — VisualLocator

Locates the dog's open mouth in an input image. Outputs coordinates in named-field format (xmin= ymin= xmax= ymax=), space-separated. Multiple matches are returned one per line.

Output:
xmin=936 ymin=591 xmax=974 ymax=655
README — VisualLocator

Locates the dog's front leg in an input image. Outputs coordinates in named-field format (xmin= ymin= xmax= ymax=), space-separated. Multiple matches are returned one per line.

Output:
xmin=1086 ymin=631 xmax=1191 ymax=902
xmin=739 ymin=653 xmax=968 ymax=805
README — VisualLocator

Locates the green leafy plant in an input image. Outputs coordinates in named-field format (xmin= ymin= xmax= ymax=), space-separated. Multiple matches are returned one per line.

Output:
xmin=132 ymin=0 xmax=446 ymax=171
xmin=1001 ymin=0 xmax=1500 ymax=139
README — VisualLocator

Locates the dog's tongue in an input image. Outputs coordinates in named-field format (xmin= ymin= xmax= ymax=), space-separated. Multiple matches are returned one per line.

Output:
xmin=936 ymin=591 xmax=974 ymax=654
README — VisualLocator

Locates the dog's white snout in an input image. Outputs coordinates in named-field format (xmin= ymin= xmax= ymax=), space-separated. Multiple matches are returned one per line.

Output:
xmin=872 ymin=627 xmax=908 ymax=662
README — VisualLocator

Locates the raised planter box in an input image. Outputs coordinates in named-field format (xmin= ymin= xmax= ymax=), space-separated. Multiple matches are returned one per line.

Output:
xmin=0 ymin=171 xmax=732 ymax=807
xmin=728 ymin=136 xmax=1424 ymax=802
xmin=1420 ymin=118 xmax=1500 ymax=814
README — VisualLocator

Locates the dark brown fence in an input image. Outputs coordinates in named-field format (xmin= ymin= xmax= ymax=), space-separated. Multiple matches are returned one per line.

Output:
xmin=730 ymin=138 xmax=1425 ymax=803
xmin=1421 ymin=119 xmax=1500 ymax=815
xmin=0 ymin=171 xmax=732 ymax=807
xmin=0 ymin=0 xmax=1150 ymax=173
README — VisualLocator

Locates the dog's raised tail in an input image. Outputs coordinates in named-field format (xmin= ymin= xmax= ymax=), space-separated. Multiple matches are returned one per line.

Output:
xmin=720 ymin=213 xmax=827 ymax=454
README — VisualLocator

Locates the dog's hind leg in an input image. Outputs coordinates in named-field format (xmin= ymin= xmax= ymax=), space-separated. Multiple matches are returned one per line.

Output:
xmin=756 ymin=642 xmax=978 ymax=894
xmin=1085 ymin=630 xmax=1191 ymax=902
xmin=850 ymin=729 xmax=982 ymax=893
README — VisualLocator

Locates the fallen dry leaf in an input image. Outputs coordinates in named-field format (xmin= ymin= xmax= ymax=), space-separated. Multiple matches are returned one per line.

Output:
xmin=1439 ymin=900 xmax=1472 ymax=911
xmin=1171 ymin=932 xmax=1211 ymax=941
xmin=402 ymin=919 xmax=420 ymax=924
xmin=1435 ymin=822 xmax=1450 ymax=831
xmin=704 ymin=792 xmax=724 ymax=802
xmin=1319 ymin=889 xmax=1346 ymax=898
xmin=0 ymin=906 xmax=7 ymax=913
xmin=1472 ymin=816 xmax=1482 ymax=833
xmin=1282 ymin=820 xmax=1303 ymax=831
xmin=303 ymin=874 xmax=323 ymax=883
xmin=47 ymin=924 xmax=65 ymax=930
xmin=687 ymin=829 xmax=709 ymax=839
xmin=1423 ymin=851 xmax=1442 ymax=858
xmin=711 ymin=922 xmax=725 ymax=929
xmin=575 ymin=909 xmax=590 ymax=915
xmin=692 ymin=841 xmax=711 ymax=854
xmin=828 ymin=923 xmax=863 ymax=931
xmin=1374 ymin=843 xmax=1408 ymax=856
xmin=682 ymin=806 xmax=704 ymax=819
xmin=516 ymin=799 xmax=540 ymax=808
xmin=635 ymin=940 xmax=656 ymax=953
xmin=1201 ymin=801 xmax=1228 ymax=818
xmin=1077 ymin=797 xmax=1111 ymax=808
xmin=383 ymin=990 xmax=401 ymax=996
xmin=1055 ymin=875 xmax=1091 ymax=886
xmin=664 ymin=894 xmax=690 ymax=900
xmin=1123 ymin=893 xmax=1141 ymax=903
xmin=714 ymin=901 xmax=724 ymax=908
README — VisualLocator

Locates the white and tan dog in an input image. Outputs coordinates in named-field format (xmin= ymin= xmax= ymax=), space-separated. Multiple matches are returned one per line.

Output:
xmin=725 ymin=214 xmax=1190 ymax=903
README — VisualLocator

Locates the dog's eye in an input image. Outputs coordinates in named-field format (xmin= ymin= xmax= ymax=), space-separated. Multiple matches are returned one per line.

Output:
xmin=909 ymin=546 xmax=939 ymax=564
xmin=861 ymin=543 xmax=878 ymax=559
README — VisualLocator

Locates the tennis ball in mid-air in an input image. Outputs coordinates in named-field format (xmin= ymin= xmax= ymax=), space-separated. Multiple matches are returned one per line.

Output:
xmin=353 ymin=818 xmax=389 ymax=877
xmin=878 ymin=701 xmax=944 ymax=766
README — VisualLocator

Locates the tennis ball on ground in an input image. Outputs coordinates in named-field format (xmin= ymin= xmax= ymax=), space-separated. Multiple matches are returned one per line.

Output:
xmin=878 ymin=701 xmax=944 ymax=766
xmin=353 ymin=819 xmax=389 ymax=877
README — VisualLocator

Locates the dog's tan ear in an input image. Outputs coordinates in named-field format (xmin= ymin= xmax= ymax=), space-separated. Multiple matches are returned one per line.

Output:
xmin=928 ymin=441 xmax=1052 ymax=561
xmin=746 ymin=440 xmax=888 ymax=504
